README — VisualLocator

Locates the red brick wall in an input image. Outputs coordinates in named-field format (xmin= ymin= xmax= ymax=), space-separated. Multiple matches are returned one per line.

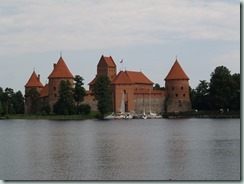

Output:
xmin=112 ymin=84 xmax=135 ymax=113
xmin=165 ymin=79 xmax=191 ymax=112
xmin=48 ymin=78 xmax=74 ymax=112
xmin=165 ymin=79 xmax=190 ymax=100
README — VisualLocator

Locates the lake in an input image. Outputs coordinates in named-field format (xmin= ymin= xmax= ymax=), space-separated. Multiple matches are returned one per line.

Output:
xmin=0 ymin=118 xmax=240 ymax=180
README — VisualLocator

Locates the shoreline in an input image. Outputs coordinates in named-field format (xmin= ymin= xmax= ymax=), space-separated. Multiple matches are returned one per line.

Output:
xmin=0 ymin=112 xmax=240 ymax=120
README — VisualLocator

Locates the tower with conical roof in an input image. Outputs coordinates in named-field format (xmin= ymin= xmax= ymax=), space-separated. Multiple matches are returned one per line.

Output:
xmin=24 ymin=71 xmax=43 ymax=114
xmin=88 ymin=55 xmax=117 ymax=90
xmin=48 ymin=56 xmax=74 ymax=112
xmin=164 ymin=60 xmax=191 ymax=112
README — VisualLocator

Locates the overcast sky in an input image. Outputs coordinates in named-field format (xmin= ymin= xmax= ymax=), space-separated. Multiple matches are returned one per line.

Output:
xmin=0 ymin=0 xmax=240 ymax=93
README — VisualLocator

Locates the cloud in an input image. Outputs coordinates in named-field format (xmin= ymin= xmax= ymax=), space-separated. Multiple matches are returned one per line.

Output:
xmin=0 ymin=0 xmax=239 ymax=55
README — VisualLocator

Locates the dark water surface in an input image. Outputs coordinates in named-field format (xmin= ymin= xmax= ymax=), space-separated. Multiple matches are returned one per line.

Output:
xmin=0 ymin=118 xmax=240 ymax=180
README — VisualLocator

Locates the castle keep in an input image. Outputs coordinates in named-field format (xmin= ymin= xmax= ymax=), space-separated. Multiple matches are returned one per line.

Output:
xmin=24 ymin=55 xmax=191 ymax=114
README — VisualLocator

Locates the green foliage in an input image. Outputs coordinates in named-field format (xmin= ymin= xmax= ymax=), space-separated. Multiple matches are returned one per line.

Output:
xmin=0 ymin=101 xmax=3 ymax=116
xmin=53 ymin=80 xmax=75 ymax=115
xmin=12 ymin=91 xmax=24 ymax=114
xmin=73 ymin=75 xmax=86 ymax=113
xmin=0 ymin=87 xmax=25 ymax=115
xmin=40 ymin=105 xmax=51 ymax=115
xmin=154 ymin=83 xmax=161 ymax=90
xmin=194 ymin=80 xmax=210 ymax=110
xmin=229 ymin=73 xmax=240 ymax=110
xmin=209 ymin=66 xmax=232 ymax=110
xmin=25 ymin=87 xmax=40 ymax=114
xmin=78 ymin=104 xmax=91 ymax=115
xmin=92 ymin=76 xmax=112 ymax=119
xmin=2 ymin=88 xmax=15 ymax=114
xmin=191 ymin=66 xmax=240 ymax=112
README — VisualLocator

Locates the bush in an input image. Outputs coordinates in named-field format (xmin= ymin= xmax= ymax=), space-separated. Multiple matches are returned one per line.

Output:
xmin=41 ymin=105 xmax=51 ymax=115
xmin=78 ymin=104 xmax=91 ymax=115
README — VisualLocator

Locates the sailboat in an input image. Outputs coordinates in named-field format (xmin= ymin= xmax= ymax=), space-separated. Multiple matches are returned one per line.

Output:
xmin=114 ymin=91 xmax=126 ymax=119
xmin=147 ymin=90 xmax=162 ymax=119
xmin=142 ymin=106 xmax=148 ymax=119
xmin=104 ymin=92 xmax=115 ymax=120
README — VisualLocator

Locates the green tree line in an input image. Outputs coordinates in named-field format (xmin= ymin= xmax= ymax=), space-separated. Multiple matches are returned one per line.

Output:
xmin=0 ymin=87 xmax=24 ymax=116
xmin=190 ymin=66 xmax=240 ymax=111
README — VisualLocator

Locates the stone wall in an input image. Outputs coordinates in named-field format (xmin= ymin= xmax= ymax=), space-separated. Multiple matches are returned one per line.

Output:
xmin=165 ymin=99 xmax=191 ymax=113
xmin=134 ymin=95 xmax=165 ymax=114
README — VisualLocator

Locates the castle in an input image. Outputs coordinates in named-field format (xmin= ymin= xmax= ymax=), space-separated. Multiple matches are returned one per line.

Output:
xmin=24 ymin=55 xmax=191 ymax=114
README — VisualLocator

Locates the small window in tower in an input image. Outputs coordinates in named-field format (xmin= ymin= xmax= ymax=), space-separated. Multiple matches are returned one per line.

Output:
xmin=54 ymin=87 xmax=56 ymax=91
xmin=181 ymin=87 xmax=184 ymax=90
xmin=183 ymin=94 xmax=186 ymax=97
xmin=172 ymin=87 xmax=174 ymax=90
xmin=54 ymin=94 xmax=57 ymax=98
xmin=176 ymin=94 xmax=178 ymax=97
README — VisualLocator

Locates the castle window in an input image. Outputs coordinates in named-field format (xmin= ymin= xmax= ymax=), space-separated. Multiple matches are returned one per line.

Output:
xmin=176 ymin=94 xmax=178 ymax=97
xmin=54 ymin=94 xmax=57 ymax=98
xmin=54 ymin=87 xmax=56 ymax=91
xmin=183 ymin=94 xmax=186 ymax=97
xmin=181 ymin=87 xmax=184 ymax=90
xmin=172 ymin=87 xmax=174 ymax=90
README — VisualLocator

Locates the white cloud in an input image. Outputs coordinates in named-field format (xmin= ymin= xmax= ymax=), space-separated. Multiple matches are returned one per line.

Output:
xmin=0 ymin=0 xmax=240 ymax=55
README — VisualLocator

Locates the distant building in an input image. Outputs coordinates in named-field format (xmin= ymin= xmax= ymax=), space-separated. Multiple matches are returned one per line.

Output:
xmin=24 ymin=56 xmax=74 ymax=114
xmin=24 ymin=55 xmax=191 ymax=114
xmin=88 ymin=55 xmax=191 ymax=113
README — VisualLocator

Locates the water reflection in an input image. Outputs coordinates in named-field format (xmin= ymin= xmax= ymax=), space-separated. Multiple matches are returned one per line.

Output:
xmin=0 ymin=119 xmax=240 ymax=180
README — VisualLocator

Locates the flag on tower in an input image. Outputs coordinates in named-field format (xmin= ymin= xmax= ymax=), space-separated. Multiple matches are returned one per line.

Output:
xmin=120 ymin=59 xmax=123 ymax=63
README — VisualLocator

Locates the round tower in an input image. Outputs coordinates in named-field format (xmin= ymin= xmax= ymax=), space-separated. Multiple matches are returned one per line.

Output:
xmin=164 ymin=60 xmax=191 ymax=112
xmin=48 ymin=56 xmax=74 ymax=112
xmin=24 ymin=71 xmax=43 ymax=114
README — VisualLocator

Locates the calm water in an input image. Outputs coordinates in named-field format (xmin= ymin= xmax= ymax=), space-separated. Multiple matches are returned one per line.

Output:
xmin=0 ymin=118 xmax=240 ymax=180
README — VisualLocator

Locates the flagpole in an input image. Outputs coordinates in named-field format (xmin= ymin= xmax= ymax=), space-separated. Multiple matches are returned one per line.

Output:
xmin=120 ymin=59 xmax=124 ymax=71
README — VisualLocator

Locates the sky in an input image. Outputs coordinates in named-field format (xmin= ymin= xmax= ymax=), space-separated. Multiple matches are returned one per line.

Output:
xmin=0 ymin=0 xmax=240 ymax=93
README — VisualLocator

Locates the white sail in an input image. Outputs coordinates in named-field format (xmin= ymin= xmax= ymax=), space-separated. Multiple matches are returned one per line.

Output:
xmin=119 ymin=91 xmax=125 ymax=113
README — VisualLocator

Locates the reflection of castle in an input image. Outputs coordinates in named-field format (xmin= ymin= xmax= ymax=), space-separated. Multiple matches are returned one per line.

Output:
xmin=24 ymin=55 xmax=191 ymax=114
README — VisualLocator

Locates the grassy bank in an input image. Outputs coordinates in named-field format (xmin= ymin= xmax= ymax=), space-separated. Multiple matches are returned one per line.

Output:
xmin=163 ymin=110 xmax=240 ymax=119
xmin=3 ymin=111 xmax=98 ymax=120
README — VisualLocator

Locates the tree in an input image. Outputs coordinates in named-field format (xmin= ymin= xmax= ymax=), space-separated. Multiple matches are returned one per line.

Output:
xmin=0 ymin=101 xmax=3 ymax=116
xmin=194 ymin=80 xmax=210 ymax=110
xmin=229 ymin=73 xmax=240 ymax=111
xmin=209 ymin=66 xmax=232 ymax=110
xmin=0 ymin=87 xmax=3 ymax=115
xmin=92 ymin=76 xmax=112 ymax=119
xmin=73 ymin=75 xmax=86 ymax=113
xmin=2 ymin=88 xmax=15 ymax=114
xmin=25 ymin=87 xmax=40 ymax=114
xmin=53 ymin=80 xmax=74 ymax=115
xmin=153 ymin=83 xmax=161 ymax=90
xmin=12 ymin=91 xmax=24 ymax=114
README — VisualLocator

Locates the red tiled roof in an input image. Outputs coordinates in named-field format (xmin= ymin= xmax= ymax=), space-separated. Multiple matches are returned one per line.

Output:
xmin=48 ymin=57 xmax=74 ymax=79
xmin=112 ymin=71 xmax=134 ymax=84
xmin=112 ymin=71 xmax=154 ymax=85
xmin=88 ymin=75 xmax=99 ymax=86
xmin=25 ymin=71 xmax=43 ymax=87
xmin=126 ymin=71 xmax=154 ymax=84
xmin=164 ymin=60 xmax=189 ymax=80
xmin=98 ymin=55 xmax=116 ymax=67
xmin=40 ymin=84 xmax=49 ymax=97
